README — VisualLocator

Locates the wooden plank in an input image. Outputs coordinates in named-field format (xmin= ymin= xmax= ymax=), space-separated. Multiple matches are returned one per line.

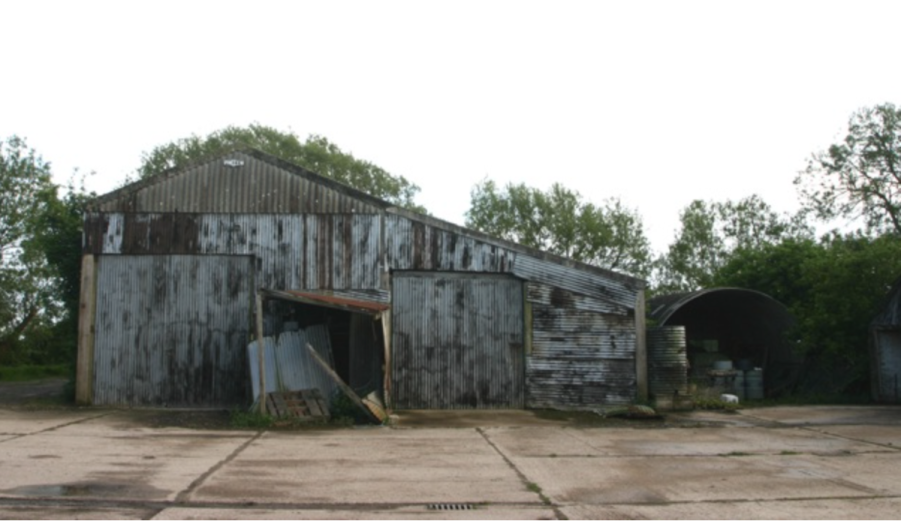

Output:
xmin=75 ymin=255 xmax=97 ymax=405
xmin=380 ymin=310 xmax=392 ymax=409
xmin=305 ymin=342 xmax=379 ymax=423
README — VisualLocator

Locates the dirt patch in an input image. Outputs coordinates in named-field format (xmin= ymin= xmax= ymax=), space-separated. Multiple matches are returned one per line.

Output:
xmin=127 ymin=409 xmax=235 ymax=430
xmin=0 ymin=378 xmax=69 ymax=407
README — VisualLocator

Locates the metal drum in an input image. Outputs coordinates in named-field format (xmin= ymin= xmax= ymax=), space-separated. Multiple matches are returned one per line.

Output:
xmin=648 ymin=326 xmax=689 ymax=406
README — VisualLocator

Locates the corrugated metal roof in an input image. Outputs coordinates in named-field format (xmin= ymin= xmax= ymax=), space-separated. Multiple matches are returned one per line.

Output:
xmin=89 ymin=149 xmax=389 ymax=214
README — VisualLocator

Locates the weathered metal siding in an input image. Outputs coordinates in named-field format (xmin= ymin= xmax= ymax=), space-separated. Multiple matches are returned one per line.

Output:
xmin=526 ymin=282 xmax=636 ymax=407
xmin=391 ymin=272 xmax=525 ymax=409
xmin=647 ymin=326 xmax=688 ymax=398
xmin=92 ymin=151 xmax=385 ymax=214
xmin=385 ymin=215 xmax=516 ymax=272
xmin=85 ymin=213 xmax=383 ymax=292
xmin=385 ymin=214 xmax=639 ymax=309
xmin=92 ymin=255 xmax=253 ymax=406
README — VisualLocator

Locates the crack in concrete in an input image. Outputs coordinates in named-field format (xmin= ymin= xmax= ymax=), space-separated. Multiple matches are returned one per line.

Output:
xmin=173 ymin=430 xmax=264 ymax=504
xmin=0 ymin=412 xmax=112 ymax=444
xmin=477 ymin=427 xmax=567 ymax=520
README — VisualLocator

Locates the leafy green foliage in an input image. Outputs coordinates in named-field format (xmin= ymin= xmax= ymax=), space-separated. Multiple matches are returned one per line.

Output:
xmin=796 ymin=103 xmax=901 ymax=235
xmin=139 ymin=124 xmax=425 ymax=211
xmin=229 ymin=409 xmax=275 ymax=429
xmin=0 ymin=364 xmax=69 ymax=382
xmin=655 ymin=195 xmax=811 ymax=293
xmin=466 ymin=179 xmax=652 ymax=278
xmin=0 ymin=137 xmax=62 ymax=364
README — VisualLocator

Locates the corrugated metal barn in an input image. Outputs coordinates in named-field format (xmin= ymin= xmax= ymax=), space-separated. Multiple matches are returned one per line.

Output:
xmin=76 ymin=149 xmax=647 ymax=409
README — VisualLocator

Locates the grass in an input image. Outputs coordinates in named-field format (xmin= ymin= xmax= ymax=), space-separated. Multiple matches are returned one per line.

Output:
xmin=525 ymin=481 xmax=553 ymax=506
xmin=692 ymin=397 xmax=741 ymax=411
xmin=0 ymin=364 xmax=70 ymax=382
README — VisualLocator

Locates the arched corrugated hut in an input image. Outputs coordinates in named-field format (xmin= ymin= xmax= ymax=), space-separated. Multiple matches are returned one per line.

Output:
xmin=649 ymin=288 xmax=799 ymax=397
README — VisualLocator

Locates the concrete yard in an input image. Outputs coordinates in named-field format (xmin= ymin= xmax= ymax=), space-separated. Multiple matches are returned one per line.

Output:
xmin=0 ymin=405 xmax=899 ymax=519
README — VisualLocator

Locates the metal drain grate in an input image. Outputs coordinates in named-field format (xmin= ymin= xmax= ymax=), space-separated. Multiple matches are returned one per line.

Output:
xmin=427 ymin=504 xmax=475 ymax=511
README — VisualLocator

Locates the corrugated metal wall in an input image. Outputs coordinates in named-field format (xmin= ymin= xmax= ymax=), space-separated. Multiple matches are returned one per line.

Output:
xmin=92 ymin=255 xmax=253 ymax=406
xmin=526 ymin=282 xmax=637 ymax=407
xmin=391 ymin=272 xmax=525 ymax=409
xmin=91 ymin=151 xmax=386 ymax=214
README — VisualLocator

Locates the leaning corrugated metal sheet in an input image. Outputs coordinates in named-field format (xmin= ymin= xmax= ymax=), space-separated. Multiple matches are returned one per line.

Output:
xmin=247 ymin=326 xmax=338 ymax=403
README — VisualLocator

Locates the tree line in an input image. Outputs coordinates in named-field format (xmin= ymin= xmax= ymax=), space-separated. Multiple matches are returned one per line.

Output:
xmin=4 ymin=104 xmax=901 ymax=396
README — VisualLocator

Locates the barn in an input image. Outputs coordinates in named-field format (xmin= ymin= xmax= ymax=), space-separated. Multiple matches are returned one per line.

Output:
xmin=75 ymin=149 xmax=647 ymax=410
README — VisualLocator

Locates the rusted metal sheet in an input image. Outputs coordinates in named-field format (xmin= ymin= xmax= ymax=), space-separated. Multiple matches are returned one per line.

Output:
xmin=92 ymin=255 xmax=253 ymax=407
xmin=87 ymin=213 xmax=383 ymax=291
xmin=391 ymin=272 xmax=525 ymax=409
xmin=90 ymin=151 xmax=387 ymax=214
xmin=526 ymin=282 xmax=636 ymax=407
xmin=647 ymin=326 xmax=689 ymax=399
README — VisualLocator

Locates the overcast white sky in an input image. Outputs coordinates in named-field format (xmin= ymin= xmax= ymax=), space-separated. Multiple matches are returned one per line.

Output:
xmin=3 ymin=0 xmax=899 ymax=253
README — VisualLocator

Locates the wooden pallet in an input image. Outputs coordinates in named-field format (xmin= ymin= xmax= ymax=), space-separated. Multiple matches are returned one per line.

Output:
xmin=265 ymin=389 xmax=330 ymax=420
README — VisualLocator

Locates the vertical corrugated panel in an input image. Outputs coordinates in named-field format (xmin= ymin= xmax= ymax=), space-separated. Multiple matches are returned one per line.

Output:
xmin=392 ymin=272 xmax=525 ymax=409
xmin=247 ymin=325 xmax=338 ymax=402
xmin=874 ymin=330 xmax=901 ymax=403
xmin=93 ymin=255 xmax=253 ymax=407
xmin=647 ymin=326 xmax=689 ymax=398
xmin=526 ymin=282 xmax=636 ymax=408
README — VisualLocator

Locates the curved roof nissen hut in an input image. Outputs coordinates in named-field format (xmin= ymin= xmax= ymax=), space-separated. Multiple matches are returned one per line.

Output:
xmin=649 ymin=288 xmax=798 ymax=397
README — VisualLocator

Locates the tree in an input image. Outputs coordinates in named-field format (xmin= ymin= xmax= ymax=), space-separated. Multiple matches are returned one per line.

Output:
xmin=796 ymin=103 xmax=901 ymax=235
xmin=465 ymin=179 xmax=652 ymax=278
xmin=655 ymin=195 xmax=811 ymax=293
xmin=715 ymin=233 xmax=901 ymax=395
xmin=139 ymin=124 xmax=425 ymax=211
xmin=0 ymin=136 xmax=61 ymax=363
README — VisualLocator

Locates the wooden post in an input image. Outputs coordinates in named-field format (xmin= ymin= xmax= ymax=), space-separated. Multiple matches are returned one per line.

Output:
xmin=255 ymin=293 xmax=267 ymax=415
xmin=75 ymin=255 xmax=97 ymax=405
xmin=635 ymin=289 xmax=648 ymax=402
xmin=380 ymin=309 xmax=392 ymax=409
